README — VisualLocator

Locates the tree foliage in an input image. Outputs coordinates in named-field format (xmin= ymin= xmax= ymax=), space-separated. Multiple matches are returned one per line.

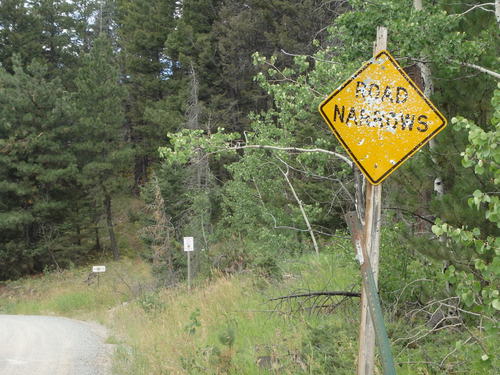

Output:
xmin=0 ymin=59 xmax=77 ymax=278
xmin=0 ymin=0 xmax=498 ymax=371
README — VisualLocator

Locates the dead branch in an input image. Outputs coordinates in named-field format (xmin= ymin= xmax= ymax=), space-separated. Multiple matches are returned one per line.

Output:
xmin=452 ymin=2 xmax=495 ymax=17
xmin=403 ymin=322 xmax=463 ymax=351
xmin=459 ymin=61 xmax=500 ymax=80
xmin=278 ymin=160 xmax=320 ymax=256
xmin=280 ymin=158 xmax=355 ymax=204
xmin=270 ymin=291 xmax=361 ymax=301
xmin=268 ymin=286 xmax=360 ymax=316
xmin=439 ymin=336 xmax=473 ymax=368
xmin=222 ymin=144 xmax=353 ymax=167
xmin=462 ymin=324 xmax=489 ymax=355
xmin=383 ymin=207 xmax=436 ymax=225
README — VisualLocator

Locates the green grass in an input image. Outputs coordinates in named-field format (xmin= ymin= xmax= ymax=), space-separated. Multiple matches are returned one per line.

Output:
xmin=0 ymin=257 xmax=153 ymax=319
xmin=2 ymin=300 xmax=43 ymax=315
xmin=49 ymin=292 xmax=96 ymax=313
xmin=1 ymin=245 xmax=495 ymax=374
xmin=105 ymin=250 xmax=362 ymax=375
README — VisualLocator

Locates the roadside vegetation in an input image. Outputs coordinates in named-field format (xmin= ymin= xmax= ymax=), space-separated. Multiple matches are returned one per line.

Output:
xmin=1 ymin=1 xmax=498 ymax=374
xmin=1 ymin=227 xmax=497 ymax=374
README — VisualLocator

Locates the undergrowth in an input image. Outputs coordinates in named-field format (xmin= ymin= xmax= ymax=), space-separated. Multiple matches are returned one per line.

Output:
xmin=0 ymin=238 xmax=496 ymax=374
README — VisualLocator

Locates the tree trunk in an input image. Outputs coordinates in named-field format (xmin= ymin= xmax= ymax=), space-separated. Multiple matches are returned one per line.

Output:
xmin=414 ymin=1 xmax=443 ymax=200
xmin=354 ymin=168 xmax=365 ymax=225
xmin=186 ymin=64 xmax=211 ymax=266
xmin=103 ymin=189 xmax=119 ymax=260
xmin=496 ymin=0 xmax=500 ymax=27
xmin=75 ymin=224 xmax=82 ymax=246
xmin=414 ymin=0 xmax=450 ymax=294
xmin=95 ymin=226 xmax=101 ymax=251
xmin=133 ymin=155 xmax=148 ymax=195
xmin=92 ymin=198 xmax=102 ymax=251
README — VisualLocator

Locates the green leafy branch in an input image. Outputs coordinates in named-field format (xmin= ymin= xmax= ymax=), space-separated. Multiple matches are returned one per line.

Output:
xmin=431 ymin=85 xmax=500 ymax=316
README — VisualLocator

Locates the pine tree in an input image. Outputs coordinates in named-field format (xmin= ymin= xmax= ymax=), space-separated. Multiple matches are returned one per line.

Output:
xmin=0 ymin=0 xmax=44 ymax=72
xmin=116 ymin=0 xmax=177 ymax=191
xmin=0 ymin=59 xmax=78 ymax=279
xmin=0 ymin=0 xmax=93 ymax=81
xmin=73 ymin=34 xmax=130 ymax=260
xmin=212 ymin=0 xmax=345 ymax=131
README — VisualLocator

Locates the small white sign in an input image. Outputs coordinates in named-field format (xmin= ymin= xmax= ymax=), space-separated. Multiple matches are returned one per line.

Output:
xmin=183 ymin=237 xmax=194 ymax=252
xmin=92 ymin=265 xmax=106 ymax=273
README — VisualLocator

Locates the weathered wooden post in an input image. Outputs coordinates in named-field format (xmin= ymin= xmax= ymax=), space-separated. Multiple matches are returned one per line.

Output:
xmin=184 ymin=237 xmax=194 ymax=289
xmin=357 ymin=26 xmax=387 ymax=375
xmin=92 ymin=265 xmax=106 ymax=288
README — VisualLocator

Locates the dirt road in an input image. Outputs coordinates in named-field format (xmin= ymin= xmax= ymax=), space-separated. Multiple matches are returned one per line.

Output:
xmin=0 ymin=315 xmax=112 ymax=375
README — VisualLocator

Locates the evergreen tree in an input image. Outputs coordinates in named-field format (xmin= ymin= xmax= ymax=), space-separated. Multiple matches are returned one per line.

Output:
xmin=154 ymin=1 xmax=346 ymax=238
xmin=1 ymin=0 xmax=88 ymax=78
xmin=0 ymin=0 xmax=44 ymax=72
xmin=0 ymin=59 xmax=77 ymax=279
xmin=213 ymin=0 xmax=347 ymax=130
xmin=73 ymin=34 xmax=130 ymax=260
xmin=116 ymin=0 xmax=177 ymax=191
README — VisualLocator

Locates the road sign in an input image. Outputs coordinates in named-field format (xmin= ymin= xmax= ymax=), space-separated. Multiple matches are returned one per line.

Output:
xmin=92 ymin=265 xmax=106 ymax=273
xmin=183 ymin=237 xmax=194 ymax=252
xmin=319 ymin=50 xmax=447 ymax=185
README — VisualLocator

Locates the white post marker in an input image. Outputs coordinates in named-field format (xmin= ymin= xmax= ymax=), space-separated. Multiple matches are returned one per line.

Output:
xmin=183 ymin=237 xmax=194 ymax=252
xmin=183 ymin=237 xmax=194 ymax=289
xmin=92 ymin=265 xmax=106 ymax=273
xmin=92 ymin=265 xmax=106 ymax=287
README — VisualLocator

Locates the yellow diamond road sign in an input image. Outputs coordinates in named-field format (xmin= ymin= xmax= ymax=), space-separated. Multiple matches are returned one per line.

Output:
xmin=319 ymin=50 xmax=447 ymax=185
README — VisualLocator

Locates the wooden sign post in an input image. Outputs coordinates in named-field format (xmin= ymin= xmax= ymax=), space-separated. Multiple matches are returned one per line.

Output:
xmin=319 ymin=25 xmax=447 ymax=374
xmin=357 ymin=27 xmax=386 ymax=375
xmin=345 ymin=208 xmax=394 ymax=375
xmin=92 ymin=265 xmax=106 ymax=288
xmin=183 ymin=237 xmax=194 ymax=289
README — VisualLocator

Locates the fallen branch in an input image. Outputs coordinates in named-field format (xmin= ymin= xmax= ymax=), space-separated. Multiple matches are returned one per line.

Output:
xmin=269 ymin=290 xmax=360 ymax=317
xmin=269 ymin=291 xmax=361 ymax=301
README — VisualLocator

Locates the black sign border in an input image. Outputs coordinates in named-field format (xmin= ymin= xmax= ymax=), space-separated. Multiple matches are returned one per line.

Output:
xmin=319 ymin=50 xmax=447 ymax=185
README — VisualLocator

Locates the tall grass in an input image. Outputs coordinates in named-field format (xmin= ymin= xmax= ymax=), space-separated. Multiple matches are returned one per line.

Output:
xmin=0 ymin=250 xmax=368 ymax=374
xmin=0 ymin=258 xmax=152 ymax=319
xmin=106 ymin=251 xmax=361 ymax=375
xmin=1 ymin=243 xmax=490 ymax=374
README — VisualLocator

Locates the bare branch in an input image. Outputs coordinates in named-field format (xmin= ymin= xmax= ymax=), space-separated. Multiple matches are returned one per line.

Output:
xmin=452 ymin=3 xmax=495 ymax=17
xmin=269 ymin=291 xmax=361 ymax=301
xmin=280 ymin=48 xmax=340 ymax=65
xmin=462 ymin=324 xmax=489 ymax=355
xmin=383 ymin=207 xmax=436 ymax=224
xmin=460 ymin=62 xmax=500 ymax=80
xmin=401 ymin=56 xmax=500 ymax=80
xmin=397 ymin=321 xmax=463 ymax=355
xmin=222 ymin=144 xmax=353 ymax=167
xmin=285 ymin=159 xmax=355 ymax=204
xmin=391 ymin=278 xmax=433 ymax=311
xmin=439 ymin=336 xmax=473 ymax=367
xmin=278 ymin=160 xmax=320 ymax=256
xmin=254 ymin=176 xmax=349 ymax=239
